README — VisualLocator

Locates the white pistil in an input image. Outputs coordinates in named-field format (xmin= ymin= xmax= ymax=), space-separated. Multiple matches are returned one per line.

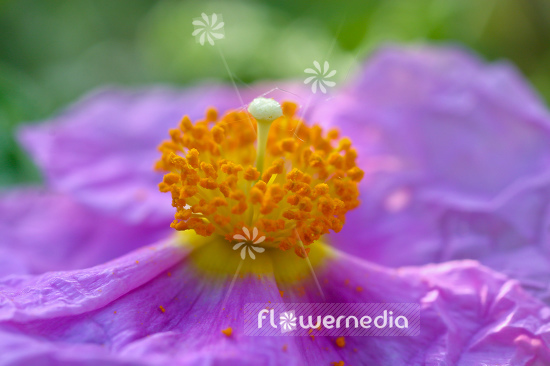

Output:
xmin=248 ymin=97 xmax=283 ymax=174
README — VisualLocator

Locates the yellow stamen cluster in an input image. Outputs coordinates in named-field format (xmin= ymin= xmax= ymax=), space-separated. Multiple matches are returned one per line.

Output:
xmin=156 ymin=101 xmax=363 ymax=258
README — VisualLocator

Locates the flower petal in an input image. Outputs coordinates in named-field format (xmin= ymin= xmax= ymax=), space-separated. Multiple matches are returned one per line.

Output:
xmin=0 ymin=188 xmax=171 ymax=276
xmin=0 ymin=237 xmax=187 ymax=322
xmin=17 ymin=87 xmax=248 ymax=226
xmin=0 ymin=243 xmax=548 ymax=364
xmin=317 ymin=46 xmax=550 ymax=305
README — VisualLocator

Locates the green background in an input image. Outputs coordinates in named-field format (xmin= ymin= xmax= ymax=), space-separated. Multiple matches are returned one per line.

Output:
xmin=1 ymin=0 xmax=549 ymax=186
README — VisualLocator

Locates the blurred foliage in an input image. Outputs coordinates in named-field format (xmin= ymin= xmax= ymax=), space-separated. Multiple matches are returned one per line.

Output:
xmin=0 ymin=0 xmax=549 ymax=186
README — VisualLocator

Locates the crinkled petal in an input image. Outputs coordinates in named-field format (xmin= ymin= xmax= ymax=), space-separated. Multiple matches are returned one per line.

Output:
xmin=318 ymin=251 xmax=550 ymax=365
xmin=318 ymin=46 xmax=550 ymax=304
xmin=0 ymin=237 xmax=186 ymax=322
xmin=0 ymin=188 xmax=172 ymax=276
xmin=319 ymin=45 xmax=550 ymax=199
xmin=18 ymin=84 xmax=313 ymax=226
xmin=0 ymin=241 xmax=548 ymax=365
xmin=17 ymin=86 xmax=244 ymax=225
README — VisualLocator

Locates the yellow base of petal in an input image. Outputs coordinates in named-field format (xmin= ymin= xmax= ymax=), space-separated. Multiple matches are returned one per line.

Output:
xmin=178 ymin=230 xmax=333 ymax=284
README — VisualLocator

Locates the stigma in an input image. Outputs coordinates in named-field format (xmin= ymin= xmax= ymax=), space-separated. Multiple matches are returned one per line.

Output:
xmin=156 ymin=98 xmax=363 ymax=258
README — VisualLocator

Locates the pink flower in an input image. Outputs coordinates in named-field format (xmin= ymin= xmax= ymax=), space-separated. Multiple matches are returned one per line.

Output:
xmin=0 ymin=46 xmax=549 ymax=365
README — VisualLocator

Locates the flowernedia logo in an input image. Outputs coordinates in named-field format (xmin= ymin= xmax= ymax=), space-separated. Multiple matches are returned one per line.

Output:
xmin=279 ymin=311 xmax=297 ymax=333
xmin=244 ymin=303 xmax=420 ymax=336
xmin=232 ymin=227 xmax=265 ymax=260
xmin=304 ymin=60 xmax=337 ymax=94
xmin=191 ymin=13 xmax=225 ymax=46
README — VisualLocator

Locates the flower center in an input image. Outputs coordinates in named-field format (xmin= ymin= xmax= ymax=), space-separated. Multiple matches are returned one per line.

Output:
xmin=156 ymin=98 xmax=363 ymax=259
